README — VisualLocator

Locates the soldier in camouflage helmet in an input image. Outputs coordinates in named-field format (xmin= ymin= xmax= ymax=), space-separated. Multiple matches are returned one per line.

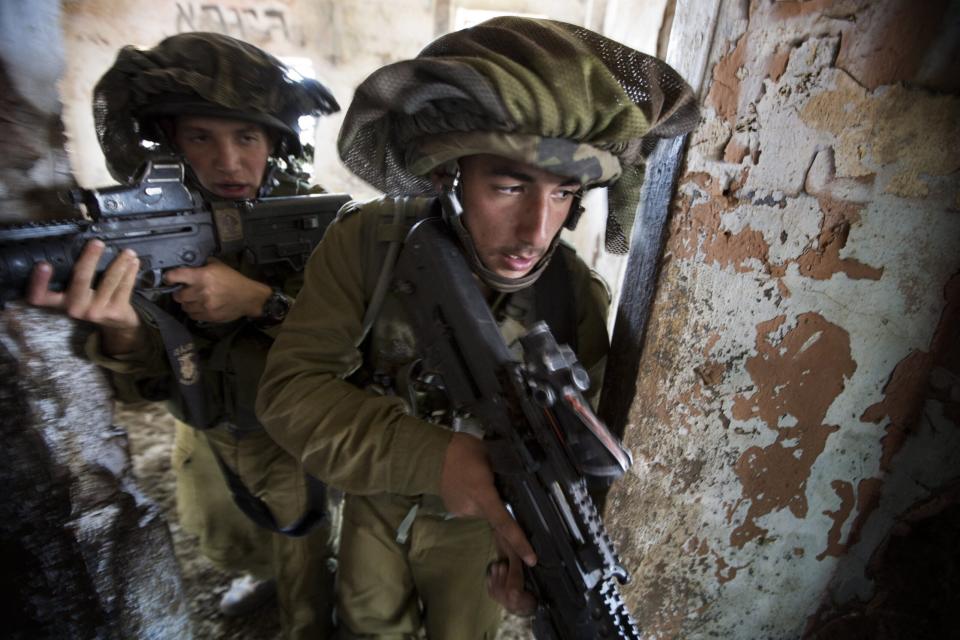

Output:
xmin=258 ymin=16 xmax=699 ymax=638
xmin=28 ymin=32 xmax=340 ymax=639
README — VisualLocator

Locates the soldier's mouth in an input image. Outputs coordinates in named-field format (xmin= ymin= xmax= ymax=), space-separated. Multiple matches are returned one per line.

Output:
xmin=213 ymin=183 xmax=253 ymax=199
xmin=500 ymin=252 xmax=540 ymax=273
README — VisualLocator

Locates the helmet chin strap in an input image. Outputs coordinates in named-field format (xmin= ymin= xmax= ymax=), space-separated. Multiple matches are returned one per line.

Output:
xmin=438 ymin=168 xmax=564 ymax=294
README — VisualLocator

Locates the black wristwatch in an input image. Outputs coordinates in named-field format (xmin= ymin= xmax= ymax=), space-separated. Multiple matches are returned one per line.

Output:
xmin=256 ymin=288 xmax=293 ymax=327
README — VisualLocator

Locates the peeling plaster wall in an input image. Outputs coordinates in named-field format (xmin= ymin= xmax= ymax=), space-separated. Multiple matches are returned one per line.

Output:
xmin=606 ymin=1 xmax=960 ymax=637
xmin=0 ymin=1 xmax=73 ymax=220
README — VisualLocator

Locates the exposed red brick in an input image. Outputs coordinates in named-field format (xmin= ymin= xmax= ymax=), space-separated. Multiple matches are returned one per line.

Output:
xmin=723 ymin=138 xmax=751 ymax=164
xmin=713 ymin=553 xmax=743 ymax=585
xmin=766 ymin=43 xmax=792 ymax=82
xmin=695 ymin=361 xmax=726 ymax=386
xmin=836 ymin=0 xmax=952 ymax=90
xmin=847 ymin=477 xmax=884 ymax=548
xmin=685 ymin=171 xmax=713 ymax=190
xmin=698 ymin=538 xmax=710 ymax=556
xmin=768 ymin=0 xmax=842 ymax=20
xmin=862 ymin=351 xmax=932 ymax=469
xmin=861 ymin=273 xmax=960 ymax=468
xmin=818 ymin=480 xmax=855 ymax=560
xmin=704 ymin=332 xmax=722 ymax=355
xmin=730 ymin=313 xmax=855 ymax=548
xmin=777 ymin=279 xmax=792 ymax=299
xmin=706 ymin=35 xmax=748 ymax=122
xmin=794 ymin=196 xmax=883 ymax=281
xmin=671 ymin=170 xmax=769 ymax=273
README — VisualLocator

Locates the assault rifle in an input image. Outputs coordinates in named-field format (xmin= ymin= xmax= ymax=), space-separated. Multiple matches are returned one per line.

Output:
xmin=0 ymin=156 xmax=350 ymax=304
xmin=0 ymin=156 xmax=347 ymax=536
xmin=393 ymin=217 xmax=641 ymax=640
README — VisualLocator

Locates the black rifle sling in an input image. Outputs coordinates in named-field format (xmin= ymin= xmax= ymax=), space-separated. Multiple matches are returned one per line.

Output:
xmin=132 ymin=293 xmax=211 ymax=428
xmin=209 ymin=445 xmax=327 ymax=537
xmin=130 ymin=292 xmax=326 ymax=537
xmin=533 ymin=249 xmax=577 ymax=353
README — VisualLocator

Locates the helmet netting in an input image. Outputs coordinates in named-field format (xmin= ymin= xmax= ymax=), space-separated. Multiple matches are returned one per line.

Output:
xmin=338 ymin=17 xmax=699 ymax=253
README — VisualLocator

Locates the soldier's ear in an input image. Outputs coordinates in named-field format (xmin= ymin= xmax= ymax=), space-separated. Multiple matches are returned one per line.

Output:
xmin=150 ymin=116 xmax=177 ymax=148
xmin=429 ymin=159 xmax=461 ymax=193
xmin=430 ymin=169 xmax=454 ymax=193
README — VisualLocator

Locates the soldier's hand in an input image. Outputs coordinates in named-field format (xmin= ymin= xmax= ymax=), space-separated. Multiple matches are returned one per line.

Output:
xmin=440 ymin=432 xmax=537 ymax=566
xmin=487 ymin=542 xmax=537 ymax=616
xmin=164 ymin=258 xmax=271 ymax=323
xmin=26 ymin=239 xmax=145 ymax=355
xmin=441 ymin=434 xmax=537 ymax=614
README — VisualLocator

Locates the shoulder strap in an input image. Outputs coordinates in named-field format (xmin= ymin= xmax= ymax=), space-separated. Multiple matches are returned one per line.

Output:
xmin=533 ymin=248 xmax=578 ymax=352
xmin=359 ymin=197 xmax=437 ymax=343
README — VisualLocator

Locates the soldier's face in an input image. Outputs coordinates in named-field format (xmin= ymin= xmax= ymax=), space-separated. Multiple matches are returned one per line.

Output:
xmin=457 ymin=154 xmax=580 ymax=279
xmin=173 ymin=116 xmax=272 ymax=200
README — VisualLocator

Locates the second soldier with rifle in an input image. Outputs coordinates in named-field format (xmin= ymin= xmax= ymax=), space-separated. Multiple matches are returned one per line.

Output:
xmin=25 ymin=33 xmax=342 ymax=639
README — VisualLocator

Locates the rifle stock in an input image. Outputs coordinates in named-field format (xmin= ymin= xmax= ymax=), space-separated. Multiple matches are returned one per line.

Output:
xmin=393 ymin=217 xmax=641 ymax=640
xmin=0 ymin=156 xmax=350 ymax=304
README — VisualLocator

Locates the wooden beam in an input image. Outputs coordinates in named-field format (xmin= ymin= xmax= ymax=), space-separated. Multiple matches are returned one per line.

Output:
xmin=598 ymin=135 xmax=687 ymax=438
xmin=597 ymin=0 xmax=720 ymax=438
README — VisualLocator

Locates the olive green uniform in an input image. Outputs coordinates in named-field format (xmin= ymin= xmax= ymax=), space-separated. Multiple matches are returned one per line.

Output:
xmin=257 ymin=197 xmax=610 ymax=638
xmin=172 ymin=421 xmax=273 ymax=578
xmin=88 ymin=178 xmax=336 ymax=640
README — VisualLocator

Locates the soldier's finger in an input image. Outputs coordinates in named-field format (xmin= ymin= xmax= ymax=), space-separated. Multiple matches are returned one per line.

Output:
xmin=163 ymin=266 xmax=196 ymax=286
xmin=171 ymin=284 xmax=200 ymax=305
xmin=69 ymin=240 xmax=107 ymax=291
xmin=179 ymin=300 xmax=210 ymax=322
xmin=62 ymin=241 xmax=112 ymax=314
xmin=111 ymin=252 xmax=140 ymax=306
xmin=25 ymin=262 xmax=63 ymax=307
xmin=486 ymin=558 xmax=536 ymax=615
xmin=93 ymin=250 xmax=137 ymax=306
xmin=487 ymin=500 xmax=536 ymax=567
xmin=505 ymin=553 xmax=537 ymax=614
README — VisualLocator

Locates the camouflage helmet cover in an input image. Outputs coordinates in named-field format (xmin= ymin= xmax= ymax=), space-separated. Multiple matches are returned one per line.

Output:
xmin=94 ymin=32 xmax=339 ymax=182
xmin=338 ymin=17 xmax=700 ymax=253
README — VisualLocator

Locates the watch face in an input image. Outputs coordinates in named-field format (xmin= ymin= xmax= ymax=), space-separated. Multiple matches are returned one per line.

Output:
xmin=262 ymin=290 xmax=292 ymax=324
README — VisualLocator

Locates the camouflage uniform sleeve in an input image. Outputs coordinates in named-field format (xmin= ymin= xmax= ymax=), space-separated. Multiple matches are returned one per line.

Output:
xmin=256 ymin=201 xmax=454 ymax=496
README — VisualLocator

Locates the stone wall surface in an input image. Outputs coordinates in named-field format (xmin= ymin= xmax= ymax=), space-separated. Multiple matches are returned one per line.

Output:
xmin=606 ymin=0 xmax=960 ymax=637
xmin=1 ymin=4 xmax=191 ymax=636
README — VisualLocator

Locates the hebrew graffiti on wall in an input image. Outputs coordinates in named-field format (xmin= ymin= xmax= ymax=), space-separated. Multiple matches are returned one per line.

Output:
xmin=175 ymin=3 xmax=300 ymax=44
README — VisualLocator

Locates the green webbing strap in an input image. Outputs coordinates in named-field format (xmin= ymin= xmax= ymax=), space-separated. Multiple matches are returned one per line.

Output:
xmin=359 ymin=197 xmax=410 ymax=344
